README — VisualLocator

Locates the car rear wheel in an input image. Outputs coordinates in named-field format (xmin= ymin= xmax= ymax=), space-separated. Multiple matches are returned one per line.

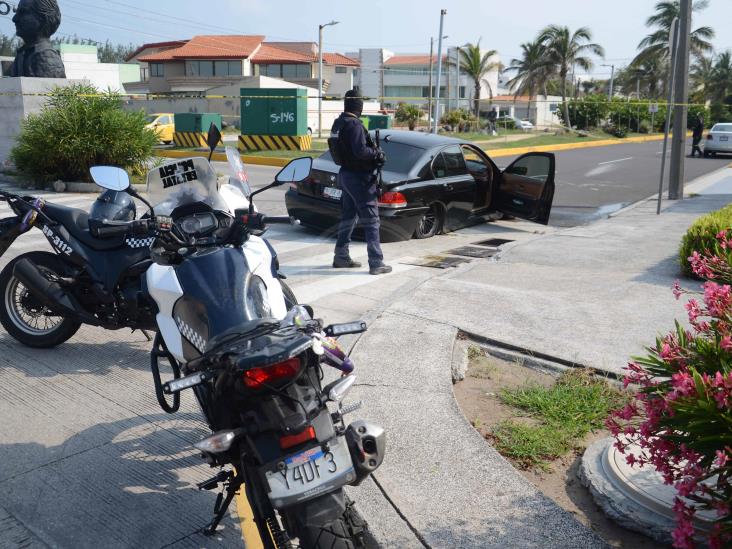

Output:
xmin=413 ymin=204 xmax=442 ymax=239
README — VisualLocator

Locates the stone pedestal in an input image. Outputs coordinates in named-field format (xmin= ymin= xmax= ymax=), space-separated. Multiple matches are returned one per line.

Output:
xmin=580 ymin=437 xmax=715 ymax=544
xmin=0 ymin=77 xmax=73 ymax=167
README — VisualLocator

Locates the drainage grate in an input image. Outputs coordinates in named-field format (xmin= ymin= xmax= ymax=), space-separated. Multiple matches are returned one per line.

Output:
xmin=473 ymin=238 xmax=514 ymax=247
xmin=401 ymin=255 xmax=473 ymax=269
xmin=444 ymin=247 xmax=498 ymax=258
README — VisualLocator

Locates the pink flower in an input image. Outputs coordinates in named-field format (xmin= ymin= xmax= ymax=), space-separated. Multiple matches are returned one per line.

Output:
xmin=721 ymin=336 xmax=732 ymax=352
xmin=673 ymin=281 xmax=684 ymax=300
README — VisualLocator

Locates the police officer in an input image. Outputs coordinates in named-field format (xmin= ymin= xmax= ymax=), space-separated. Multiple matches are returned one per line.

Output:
xmin=691 ymin=113 xmax=705 ymax=158
xmin=330 ymin=89 xmax=391 ymax=275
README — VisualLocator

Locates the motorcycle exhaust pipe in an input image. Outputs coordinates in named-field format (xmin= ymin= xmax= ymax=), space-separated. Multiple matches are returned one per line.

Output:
xmin=345 ymin=420 xmax=386 ymax=486
xmin=12 ymin=258 xmax=95 ymax=324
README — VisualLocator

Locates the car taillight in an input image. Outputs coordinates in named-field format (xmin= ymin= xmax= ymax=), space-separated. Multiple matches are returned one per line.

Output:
xmin=378 ymin=191 xmax=408 ymax=209
xmin=242 ymin=357 xmax=301 ymax=389
xmin=280 ymin=426 xmax=316 ymax=449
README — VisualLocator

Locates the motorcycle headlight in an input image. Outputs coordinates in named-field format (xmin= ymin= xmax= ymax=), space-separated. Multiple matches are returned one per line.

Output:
xmin=246 ymin=276 xmax=272 ymax=319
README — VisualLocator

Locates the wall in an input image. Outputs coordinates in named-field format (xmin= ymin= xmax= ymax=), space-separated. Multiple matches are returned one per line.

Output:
xmin=321 ymin=65 xmax=354 ymax=97
xmin=58 ymin=45 xmax=141 ymax=93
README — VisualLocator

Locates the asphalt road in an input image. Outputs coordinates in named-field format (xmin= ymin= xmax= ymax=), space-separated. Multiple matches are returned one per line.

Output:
xmin=496 ymin=139 xmax=731 ymax=225
xmin=215 ymin=140 xmax=732 ymax=228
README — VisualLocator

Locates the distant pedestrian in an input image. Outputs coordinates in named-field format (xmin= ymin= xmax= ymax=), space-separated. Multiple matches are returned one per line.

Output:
xmin=691 ymin=113 xmax=705 ymax=157
xmin=328 ymin=89 xmax=391 ymax=275
xmin=487 ymin=108 xmax=498 ymax=135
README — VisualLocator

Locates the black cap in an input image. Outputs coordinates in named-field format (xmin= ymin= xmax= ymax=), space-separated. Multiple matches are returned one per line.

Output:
xmin=344 ymin=88 xmax=364 ymax=117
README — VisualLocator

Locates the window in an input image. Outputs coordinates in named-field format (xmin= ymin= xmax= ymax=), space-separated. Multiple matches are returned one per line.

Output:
xmin=150 ymin=63 xmax=164 ymax=77
xmin=335 ymin=66 xmax=347 ymax=74
xmin=258 ymin=64 xmax=309 ymax=79
xmin=140 ymin=67 xmax=149 ymax=81
xmin=420 ymin=86 xmax=447 ymax=98
xmin=214 ymin=60 xmax=242 ymax=77
xmin=440 ymin=145 xmax=468 ymax=177
xmin=159 ymin=115 xmax=172 ymax=125
xmin=461 ymin=146 xmax=489 ymax=176
xmin=320 ymin=141 xmax=425 ymax=175
xmin=187 ymin=60 xmax=240 ymax=77
xmin=353 ymin=69 xmax=359 ymax=78
xmin=432 ymin=152 xmax=447 ymax=178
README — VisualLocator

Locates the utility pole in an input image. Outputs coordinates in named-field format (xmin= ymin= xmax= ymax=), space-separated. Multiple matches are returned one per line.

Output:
xmin=668 ymin=0 xmax=692 ymax=200
xmin=318 ymin=20 xmax=339 ymax=139
xmin=657 ymin=17 xmax=680 ymax=214
xmin=456 ymin=47 xmax=461 ymax=111
xmin=432 ymin=10 xmax=446 ymax=134
xmin=428 ymin=37 xmax=434 ymax=132
xmin=601 ymin=64 xmax=615 ymax=99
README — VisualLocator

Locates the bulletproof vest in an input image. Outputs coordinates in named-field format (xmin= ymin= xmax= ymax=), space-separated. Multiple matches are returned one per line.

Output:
xmin=328 ymin=114 xmax=375 ymax=173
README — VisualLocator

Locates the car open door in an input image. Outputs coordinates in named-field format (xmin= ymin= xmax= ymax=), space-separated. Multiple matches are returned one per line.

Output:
xmin=494 ymin=152 xmax=555 ymax=225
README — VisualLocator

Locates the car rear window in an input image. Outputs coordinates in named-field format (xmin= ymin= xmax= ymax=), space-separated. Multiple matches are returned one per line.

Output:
xmin=319 ymin=141 xmax=425 ymax=174
xmin=713 ymin=124 xmax=732 ymax=133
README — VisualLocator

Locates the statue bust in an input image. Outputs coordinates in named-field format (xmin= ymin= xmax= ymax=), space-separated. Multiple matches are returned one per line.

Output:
xmin=10 ymin=0 xmax=66 ymax=78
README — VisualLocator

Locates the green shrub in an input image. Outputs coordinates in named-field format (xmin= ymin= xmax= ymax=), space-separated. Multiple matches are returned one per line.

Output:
xmin=11 ymin=84 xmax=158 ymax=183
xmin=394 ymin=103 xmax=423 ymax=130
xmin=679 ymin=203 xmax=732 ymax=276
xmin=496 ymin=116 xmax=516 ymax=130
xmin=603 ymin=124 xmax=627 ymax=138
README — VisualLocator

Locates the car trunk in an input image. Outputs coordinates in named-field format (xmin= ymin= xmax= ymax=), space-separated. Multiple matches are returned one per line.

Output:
xmin=294 ymin=158 xmax=407 ymax=204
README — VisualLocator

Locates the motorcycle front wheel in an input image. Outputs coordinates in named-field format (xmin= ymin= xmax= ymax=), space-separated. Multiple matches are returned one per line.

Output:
xmin=0 ymin=252 xmax=81 ymax=348
xmin=280 ymin=280 xmax=298 ymax=309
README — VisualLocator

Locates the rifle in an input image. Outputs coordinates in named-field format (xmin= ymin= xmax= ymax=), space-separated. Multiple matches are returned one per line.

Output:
xmin=374 ymin=129 xmax=383 ymax=197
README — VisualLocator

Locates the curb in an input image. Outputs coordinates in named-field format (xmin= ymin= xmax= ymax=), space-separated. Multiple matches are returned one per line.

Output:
xmin=155 ymin=149 xmax=290 ymax=167
xmin=487 ymin=132 xmax=688 ymax=158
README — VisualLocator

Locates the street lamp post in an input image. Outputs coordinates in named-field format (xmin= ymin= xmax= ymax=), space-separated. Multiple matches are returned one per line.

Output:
xmin=428 ymin=34 xmax=448 ymax=132
xmin=318 ymin=20 xmax=339 ymax=139
xmin=601 ymin=63 xmax=615 ymax=100
xmin=432 ymin=10 xmax=447 ymax=134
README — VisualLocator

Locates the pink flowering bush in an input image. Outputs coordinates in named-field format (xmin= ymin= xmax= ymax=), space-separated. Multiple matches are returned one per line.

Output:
xmin=608 ymin=230 xmax=732 ymax=548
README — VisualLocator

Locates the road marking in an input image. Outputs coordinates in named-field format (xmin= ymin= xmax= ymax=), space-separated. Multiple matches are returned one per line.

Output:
xmin=598 ymin=157 xmax=633 ymax=165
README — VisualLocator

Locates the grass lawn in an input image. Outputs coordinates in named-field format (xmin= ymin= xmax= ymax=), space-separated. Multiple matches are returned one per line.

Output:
xmin=490 ymin=369 xmax=626 ymax=469
xmin=482 ymin=133 xmax=605 ymax=150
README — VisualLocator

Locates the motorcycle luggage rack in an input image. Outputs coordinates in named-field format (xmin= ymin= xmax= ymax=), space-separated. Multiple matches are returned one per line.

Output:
xmin=151 ymin=333 xmax=182 ymax=414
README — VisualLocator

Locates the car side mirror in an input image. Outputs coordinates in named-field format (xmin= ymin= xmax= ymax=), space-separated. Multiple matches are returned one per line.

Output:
xmin=275 ymin=157 xmax=313 ymax=185
xmin=90 ymin=166 xmax=130 ymax=192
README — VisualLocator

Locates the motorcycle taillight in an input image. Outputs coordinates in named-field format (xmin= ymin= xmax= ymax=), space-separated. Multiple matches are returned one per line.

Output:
xmin=242 ymin=357 xmax=301 ymax=389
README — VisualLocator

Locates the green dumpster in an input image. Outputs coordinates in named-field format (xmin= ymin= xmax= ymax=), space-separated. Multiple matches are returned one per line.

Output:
xmin=174 ymin=113 xmax=222 ymax=133
xmin=240 ymin=88 xmax=307 ymax=136
xmin=363 ymin=114 xmax=392 ymax=130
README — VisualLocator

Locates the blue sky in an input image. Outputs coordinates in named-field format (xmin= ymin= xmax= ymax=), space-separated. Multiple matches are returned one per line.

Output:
xmin=1 ymin=0 xmax=730 ymax=77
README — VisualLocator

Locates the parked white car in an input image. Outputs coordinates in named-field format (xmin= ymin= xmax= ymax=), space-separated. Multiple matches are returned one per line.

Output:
xmin=514 ymin=117 xmax=534 ymax=131
xmin=704 ymin=123 xmax=732 ymax=157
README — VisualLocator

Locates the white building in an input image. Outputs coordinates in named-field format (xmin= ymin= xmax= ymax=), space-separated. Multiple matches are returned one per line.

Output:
xmin=58 ymin=44 xmax=139 ymax=92
xmin=349 ymin=47 xmax=500 ymax=115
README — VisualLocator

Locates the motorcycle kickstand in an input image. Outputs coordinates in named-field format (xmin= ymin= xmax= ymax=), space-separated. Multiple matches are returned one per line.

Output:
xmin=202 ymin=474 xmax=243 ymax=536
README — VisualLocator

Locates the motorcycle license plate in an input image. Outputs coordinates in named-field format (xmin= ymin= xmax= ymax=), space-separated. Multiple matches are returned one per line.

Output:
xmin=265 ymin=438 xmax=355 ymax=508
xmin=323 ymin=187 xmax=342 ymax=200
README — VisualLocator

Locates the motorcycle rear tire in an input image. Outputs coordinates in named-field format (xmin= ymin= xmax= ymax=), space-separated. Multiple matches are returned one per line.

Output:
xmin=288 ymin=492 xmax=366 ymax=549
xmin=0 ymin=252 xmax=81 ymax=348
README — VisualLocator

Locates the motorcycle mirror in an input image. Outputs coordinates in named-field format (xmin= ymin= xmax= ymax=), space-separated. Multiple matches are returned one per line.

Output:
xmin=207 ymin=122 xmax=222 ymax=161
xmin=90 ymin=166 xmax=130 ymax=192
xmin=275 ymin=157 xmax=312 ymax=185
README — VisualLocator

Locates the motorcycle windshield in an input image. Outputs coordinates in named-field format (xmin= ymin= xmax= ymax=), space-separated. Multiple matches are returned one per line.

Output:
xmin=147 ymin=157 xmax=228 ymax=216
xmin=172 ymin=247 xmax=274 ymax=356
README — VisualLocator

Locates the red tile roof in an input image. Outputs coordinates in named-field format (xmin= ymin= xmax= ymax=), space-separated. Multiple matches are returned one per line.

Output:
xmin=251 ymin=44 xmax=314 ymax=64
xmin=139 ymin=35 xmax=265 ymax=62
xmin=125 ymin=40 xmax=189 ymax=62
xmin=322 ymin=53 xmax=359 ymax=67
xmin=135 ymin=35 xmax=359 ymax=68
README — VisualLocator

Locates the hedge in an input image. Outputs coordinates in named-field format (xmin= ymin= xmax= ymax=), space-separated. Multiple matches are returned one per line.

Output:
xmin=679 ymin=203 xmax=732 ymax=276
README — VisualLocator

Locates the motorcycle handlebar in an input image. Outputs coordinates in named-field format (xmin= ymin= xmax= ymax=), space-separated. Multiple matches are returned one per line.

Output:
xmin=93 ymin=219 xmax=151 ymax=239
xmin=262 ymin=216 xmax=299 ymax=225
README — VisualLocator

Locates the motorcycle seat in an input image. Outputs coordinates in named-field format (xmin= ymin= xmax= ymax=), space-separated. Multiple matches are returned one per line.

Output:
xmin=43 ymin=203 xmax=127 ymax=251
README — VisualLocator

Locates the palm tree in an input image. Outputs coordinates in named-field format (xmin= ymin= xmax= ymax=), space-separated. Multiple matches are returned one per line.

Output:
xmin=710 ymin=51 xmax=732 ymax=104
xmin=538 ymin=25 xmax=605 ymax=129
xmin=690 ymin=54 xmax=715 ymax=103
xmin=633 ymin=0 xmax=714 ymax=70
xmin=457 ymin=40 xmax=500 ymax=120
xmin=504 ymin=39 xmax=551 ymax=123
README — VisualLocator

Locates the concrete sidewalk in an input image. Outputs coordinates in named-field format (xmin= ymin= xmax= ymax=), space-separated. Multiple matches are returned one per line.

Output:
xmin=345 ymin=167 xmax=732 ymax=547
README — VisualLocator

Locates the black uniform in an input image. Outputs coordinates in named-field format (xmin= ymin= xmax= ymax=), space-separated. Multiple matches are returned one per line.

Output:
xmin=692 ymin=115 xmax=705 ymax=157
xmin=331 ymin=92 xmax=387 ymax=271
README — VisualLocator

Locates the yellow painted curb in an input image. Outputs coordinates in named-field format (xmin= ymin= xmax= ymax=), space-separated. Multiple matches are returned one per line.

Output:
xmin=486 ymin=132 xmax=692 ymax=158
xmin=155 ymin=149 xmax=290 ymax=167
xmin=236 ymin=487 xmax=265 ymax=549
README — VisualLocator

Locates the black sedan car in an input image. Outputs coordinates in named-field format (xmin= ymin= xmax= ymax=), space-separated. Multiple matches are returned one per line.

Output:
xmin=284 ymin=131 xmax=555 ymax=242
